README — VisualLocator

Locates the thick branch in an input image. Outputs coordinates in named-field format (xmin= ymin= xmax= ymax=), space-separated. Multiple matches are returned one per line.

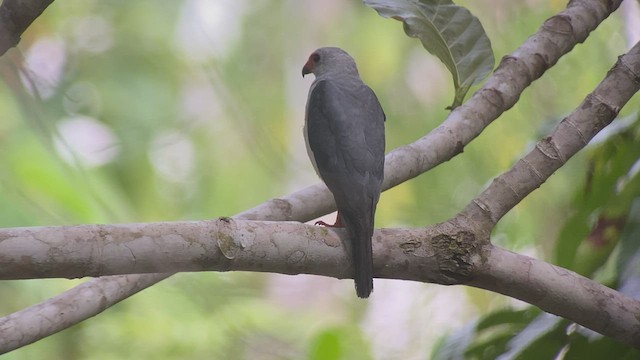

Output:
xmin=1 ymin=218 xmax=639 ymax=347
xmin=0 ymin=0 xmax=54 ymax=55
xmin=0 ymin=219 xmax=451 ymax=284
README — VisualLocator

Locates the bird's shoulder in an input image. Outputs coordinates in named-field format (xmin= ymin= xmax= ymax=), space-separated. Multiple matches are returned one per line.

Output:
xmin=310 ymin=77 xmax=367 ymax=100
xmin=306 ymin=77 xmax=385 ymax=179
xmin=308 ymin=78 xmax=384 ymax=122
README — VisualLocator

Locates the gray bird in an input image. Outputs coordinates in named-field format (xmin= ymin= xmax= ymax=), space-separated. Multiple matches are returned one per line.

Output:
xmin=302 ymin=47 xmax=385 ymax=298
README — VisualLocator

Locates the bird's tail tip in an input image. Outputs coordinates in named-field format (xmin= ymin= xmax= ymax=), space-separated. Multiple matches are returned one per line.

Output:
xmin=355 ymin=280 xmax=373 ymax=298
xmin=351 ymin=216 xmax=374 ymax=299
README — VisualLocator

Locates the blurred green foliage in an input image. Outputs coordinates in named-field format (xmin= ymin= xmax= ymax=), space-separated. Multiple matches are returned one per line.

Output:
xmin=0 ymin=0 xmax=638 ymax=359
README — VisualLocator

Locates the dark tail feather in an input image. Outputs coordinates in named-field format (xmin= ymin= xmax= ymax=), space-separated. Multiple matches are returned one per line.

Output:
xmin=353 ymin=229 xmax=373 ymax=298
xmin=344 ymin=212 xmax=374 ymax=298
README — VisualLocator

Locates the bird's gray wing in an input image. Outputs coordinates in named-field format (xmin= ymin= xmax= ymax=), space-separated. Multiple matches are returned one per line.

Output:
xmin=306 ymin=79 xmax=385 ymax=198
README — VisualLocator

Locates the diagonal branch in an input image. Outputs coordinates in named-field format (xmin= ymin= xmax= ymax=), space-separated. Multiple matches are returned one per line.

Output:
xmin=0 ymin=0 xmax=625 ymax=354
xmin=460 ymin=40 xmax=640 ymax=228
xmin=473 ymin=246 xmax=640 ymax=348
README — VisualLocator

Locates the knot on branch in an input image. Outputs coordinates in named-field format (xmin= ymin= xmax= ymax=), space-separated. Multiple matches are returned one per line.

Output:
xmin=431 ymin=225 xmax=481 ymax=285
xmin=214 ymin=218 xmax=238 ymax=259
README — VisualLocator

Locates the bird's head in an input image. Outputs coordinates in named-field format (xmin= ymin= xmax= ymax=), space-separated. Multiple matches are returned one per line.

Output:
xmin=302 ymin=47 xmax=359 ymax=78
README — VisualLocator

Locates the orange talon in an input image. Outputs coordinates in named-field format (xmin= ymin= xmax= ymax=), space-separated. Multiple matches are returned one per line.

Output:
xmin=315 ymin=212 xmax=344 ymax=227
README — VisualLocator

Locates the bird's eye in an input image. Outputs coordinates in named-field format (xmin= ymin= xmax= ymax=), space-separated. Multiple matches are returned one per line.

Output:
xmin=311 ymin=53 xmax=320 ymax=62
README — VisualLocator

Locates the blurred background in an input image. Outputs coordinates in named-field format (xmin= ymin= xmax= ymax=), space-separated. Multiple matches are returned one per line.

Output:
xmin=0 ymin=0 xmax=639 ymax=359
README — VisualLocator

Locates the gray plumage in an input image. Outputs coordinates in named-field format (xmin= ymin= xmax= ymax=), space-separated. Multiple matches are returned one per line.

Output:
xmin=302 ymin=47 xmax=385 ymax=298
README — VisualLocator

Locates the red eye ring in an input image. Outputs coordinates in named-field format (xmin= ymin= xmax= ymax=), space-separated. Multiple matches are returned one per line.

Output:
xmin=311 ymin=53 xmax=320 ymax=62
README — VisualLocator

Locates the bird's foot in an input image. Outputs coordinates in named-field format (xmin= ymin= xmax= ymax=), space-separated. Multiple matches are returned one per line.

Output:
xmin=315 ymin=220 xmax=340 ymax=227
xmin=315 ymin=213 xmax=344 ymax=227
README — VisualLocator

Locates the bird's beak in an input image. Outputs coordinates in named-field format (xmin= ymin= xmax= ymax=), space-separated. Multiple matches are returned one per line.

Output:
xmin=302 ymin=64 xmax=311 ymax=77
xmin=302 ymin=57 xmax=314 ymax=77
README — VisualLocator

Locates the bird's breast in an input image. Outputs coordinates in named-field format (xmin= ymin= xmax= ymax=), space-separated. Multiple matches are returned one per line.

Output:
xmin=303 ymin=115 xmax=320 ymax=176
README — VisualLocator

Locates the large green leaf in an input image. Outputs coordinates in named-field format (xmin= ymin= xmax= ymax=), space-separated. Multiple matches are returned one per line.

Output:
xmin=563 ymin=332 xmax=640 ymax=359
xmin=615 ymin=199 xmax=640 ymax=297
xmin=308 ymin=325 xmax=372 ymax=360
xmin=364 ymin=0 xmax=495 ymax=109
xmin=554 ymin=114 xmax=640 ymax=273
xmin=497 ymin=313 xmax=567 ymax=360
xmin=431 ymin=308 xmax=538 ymax=360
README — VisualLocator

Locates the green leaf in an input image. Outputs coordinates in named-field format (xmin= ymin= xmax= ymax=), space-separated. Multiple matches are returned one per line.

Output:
xmin=309 ymin=329 xmax=343 ymax=360
xmin=616 ymin=199 xmax=640 ymax=297
xmin=563 ymin=334 xmax=640 ymax=359
xmin=364 ymin=0 xmax=495 ymax=109
xmin=497 ymin=313 xmax=567 ymax=360
xmin=476 ymin=308 xmax=538 ymax=331
xmin=308 ymin=326 xmax=371 ymax=360
xmin=555 ymin=114 xmax=640 ymax=273
xmin=431 ymin=308 xmax=538 ymax=360
xmin=432 ymin=321 xmax=478 ymax=360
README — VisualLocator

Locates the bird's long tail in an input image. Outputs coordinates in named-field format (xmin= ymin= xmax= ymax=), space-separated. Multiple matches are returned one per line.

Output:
xmin=342 ymin=207 xmax=374 ymax=298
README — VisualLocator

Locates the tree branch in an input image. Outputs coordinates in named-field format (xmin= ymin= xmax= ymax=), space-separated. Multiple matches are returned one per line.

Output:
xmin=0 ymin=0 xmax=626 ymax=354
xmin=461 ymin=39 xmax=640 ymax=227
xmin=0 ymin=273 xmax=171 ymax=354
xmin=377 ymin=0 xmax=624 ymax=192
xmin=0 ymin=219 xmax=445 ymax=283
xmin=0 ymin=0 xmax=55 ymax=55
xmin=1 ymin=218 xmax=639 ymax=347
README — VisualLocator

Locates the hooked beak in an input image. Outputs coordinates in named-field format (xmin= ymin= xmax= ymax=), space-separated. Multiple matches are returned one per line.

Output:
xmin=302 ymin=64 xmax=311 ymax=77
xmin=302 ymin=57 xmax=314 ymax=77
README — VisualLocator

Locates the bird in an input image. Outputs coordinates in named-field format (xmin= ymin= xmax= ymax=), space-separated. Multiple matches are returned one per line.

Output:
xmin=302 ymin=47 xmax=385 ymax=298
